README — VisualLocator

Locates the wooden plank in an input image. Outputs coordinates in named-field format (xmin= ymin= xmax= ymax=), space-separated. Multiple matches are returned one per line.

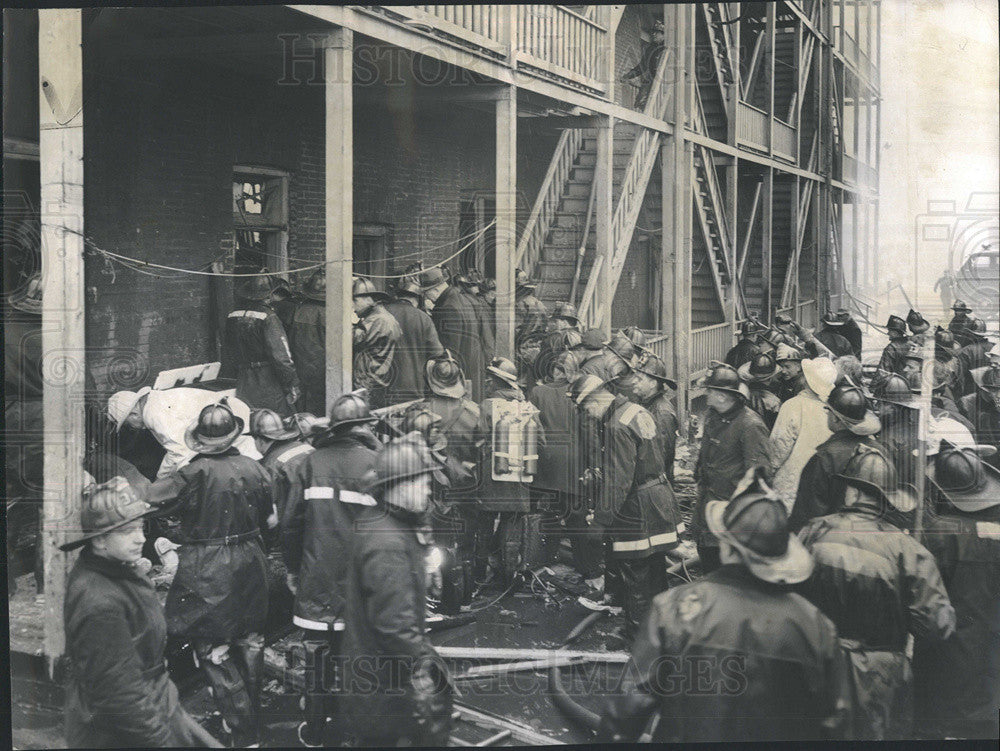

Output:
xmin=454 ymin=703 xmax=566 ymax=746
xmin=39 ymin=7 xmax=87 ymax=674
xmin=671 ymin=3 xmax=692 ymax=426
xmin=762 ymin=167 xmax=774 ymax=320
xmin=594 ymin=117 xmax=613 ymax=334
xmin=495 ymin=85 xmax=517 ymax=360
xmin=437 ymin=646 xmax=630 ymax=662
xmin=453 ymin=655 xmax=587 ymax=679
xmin=325 ymin=28 xmax=354 ymax=409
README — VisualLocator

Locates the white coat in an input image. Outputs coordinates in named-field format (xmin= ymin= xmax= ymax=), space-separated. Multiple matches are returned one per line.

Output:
xmin=767 ymin=388 xmax=833 ymax=509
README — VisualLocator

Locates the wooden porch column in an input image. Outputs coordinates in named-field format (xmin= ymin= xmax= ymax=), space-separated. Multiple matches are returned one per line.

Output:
xmin=325 ymin=27 xmax=353 ymax=409
xmin=659 ymin=4 xmax=678 ymax=367
xmin=674 ymin=3 xmax=694 ymax=425
xmin=39 ymin=8 xmax=87 ymax=672
xmin=594 ymin=116 xmax=614 ymax=336
xmin=762 ymin=167 xmax=774 ymax=321
xmin=495 ymin=85 xmax=517 ymax=360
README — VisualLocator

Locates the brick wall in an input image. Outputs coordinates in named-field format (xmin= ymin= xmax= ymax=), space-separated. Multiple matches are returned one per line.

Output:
xmin=83 ymin=56 xmax=552 ymax=398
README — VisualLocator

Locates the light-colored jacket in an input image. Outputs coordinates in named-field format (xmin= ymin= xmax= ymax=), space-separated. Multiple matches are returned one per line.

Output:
xmin=768 ymin=388 xmax=832 ymax=509
xmin=142 ymin=387 xmax=260 ymax=477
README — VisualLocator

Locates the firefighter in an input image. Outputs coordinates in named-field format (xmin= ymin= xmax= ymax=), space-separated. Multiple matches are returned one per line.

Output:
xmin=960 ymin=363 xmax=1000 ymax=462
xmin=622 ymin=325 xmax=656 ymax=367
xmin=725 ymin=319 xmax=767 ymax=369
xmin=957 ymin=318 xmax=993 ymax=395
xmin=535 ymin=328 xmax=583 ymax=385
xmin=914 ymin=443 xmax=1000 ymax=739
xmin=146 ymin=401 xmax=270 ymax=748
xmin=514 ymin=268 xmax=549 ymax=347
xmin=768 ymin=357 xmax=837 ymax=506
xmin=416 ymin=352 xmax=483 ymax=598
xmin=814 ymin=311 xmax=856 ymax=358
xmin=60 ymin=478 xmax=222 ymax=748
xmin=341 ymin=434 xmax=454 ymax=747
xmin=947 ymin=299 xmax=974 ymax=344
xmin=248 ymin=408 xmax=314 ymax=529
xmin=268 ymin=280 xmax=298 ymax=334
xmin=597 ymin=468 xmax=850 ymax=743
xmin=692 ymin=363 xmax=770 ymax=573
xmin=453 ymin=269 xmax=496 ymax=365
xmin=789 ymin=383 xmax=886 ymax=532
xmin=618 ymin=353 xmax=679 ymax=483
xmin=383 ymin=269 xmax=445 ymax=404
xmin=289 ymin=270 xmax=327 ymax=416
xmin=878 ymin=315 xmax=910 ymax=375
xmin=934 ymin=327 xmax=967 ymax=397
xmin=873 ymin=372 xmax=923 ymax=491
xmin=568 ymin=373 xmax=680 ymax=642
xmin=547 ymin=302 xmax=582 ymax=333
xmin=738 ymin=352 xmax=784 ymax=430
xmin=223 ymin=275 xmax=301 ymax=416
xmin=421 ymin=266 xmax=485 ymax=402
xmin=106 ymin=387 xmax=259 ymax=479
xmin=529 ymin=350 xmax=600 ymax=578
xmin=577 ymin=328 xmax=609 ymax=376
xmin=833 ymin=308 xmax=864 ymax=359
xmin=280 ymin=390 xmax=381 ymax=747
xmin=906 ymin=308 xmax=932 ymax=347
xmin=474 ymin=358 xmax=539 ymax=583
xmin=797 ymin=447 xmax=956 ymax=739
xmin=774 ymin=343 xmax=808 ymax=400
xmin=352 ymin=276 xmax=402 ymax=410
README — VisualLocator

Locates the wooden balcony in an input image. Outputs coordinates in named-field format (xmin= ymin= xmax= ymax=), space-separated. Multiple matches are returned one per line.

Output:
xmin=773 ymin=117 xmax=797 ymax=162
xmin=385 ymin=5 xmax=611 ymax=94
xmin=736 ymin=100 xmax=769 ymax=153
xmin=836 ymin=26 xmax=877 ymax=83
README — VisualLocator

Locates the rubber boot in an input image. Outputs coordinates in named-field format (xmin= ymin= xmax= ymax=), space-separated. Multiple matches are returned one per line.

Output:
xmin=233 ymin=633 xmax=265 ymax=746
xmin=298 ymin=636 xmax=330 ymax=746
xmin=193 ymin=641 xmax=255 ymax=748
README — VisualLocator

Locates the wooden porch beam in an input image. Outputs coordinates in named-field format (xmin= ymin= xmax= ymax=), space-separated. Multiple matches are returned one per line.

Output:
xmin=594 ymin=117 xmax=613 ymax=335
xmin=324 ymin=27 xmax=354 ymax=408
xmin=495 ymin=85 xmax=517 ymax=360
xmin=761 ymin=167 xmax=774 ymax=321
xmin=39 ymin=7 xmax=87 ymax=674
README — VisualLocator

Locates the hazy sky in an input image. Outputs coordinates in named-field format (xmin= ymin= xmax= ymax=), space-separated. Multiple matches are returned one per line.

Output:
xmin=878 ymin=0 xmax=999 ymax=316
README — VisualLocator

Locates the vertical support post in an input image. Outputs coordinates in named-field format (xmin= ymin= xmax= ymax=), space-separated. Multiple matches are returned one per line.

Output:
xmin=766 ymin=2 xmax=776 ymax=155
xmin=325 ymin=27 xmax=353 ymax=410
xmin=670 ymin=2 xmax=690 ymax=426
xmin=594 ymin=116 xmax=613 ymax=335
xmin=790 ymin=175 xmax=800 ymax=309
xmin=659 ymin=5 xmax=677 ymax=365
xmin=495 ymin=85 xmax=517 ymax=360
xmin=39 ymin=8 xmax=87 ymax=674
xmin=762 ymin=167 xmax=774 ymax=321
xmin=726 ymin=4 xmax=741 ymax=335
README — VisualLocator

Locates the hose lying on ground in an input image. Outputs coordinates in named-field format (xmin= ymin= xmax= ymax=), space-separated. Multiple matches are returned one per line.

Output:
xmin=547 ymin=610 xmax=607 ymax=733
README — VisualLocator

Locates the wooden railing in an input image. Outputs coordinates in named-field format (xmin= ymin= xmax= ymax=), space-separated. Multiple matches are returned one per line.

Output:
xmin=690 ymin=321 xmax=733 ymax=376
xmin=736 ymin=100 xmax=769 ymax=152
xmin=842 ymin=153 xmax=858 ymax=184
xmin=773 ymin=117 xmax=797 ymax=162
xmin=515 ymin=128 xmax=585 ymax=274
xmin=390 ymin=6 xmax=507 ymax=54
xmin=797 ymin=299 xmax=818 ymax=329
xmin=386 ymin=6 xmax=609 ymax=91
xmin=514 ymin=5 xmax=607 ymax=86
xmin=582 ymin=46 xmax=673 ymax=326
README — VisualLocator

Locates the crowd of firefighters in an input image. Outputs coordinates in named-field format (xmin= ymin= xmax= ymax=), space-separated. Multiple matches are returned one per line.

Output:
xmin=5 ymin=261 xmax=1000 ymax=746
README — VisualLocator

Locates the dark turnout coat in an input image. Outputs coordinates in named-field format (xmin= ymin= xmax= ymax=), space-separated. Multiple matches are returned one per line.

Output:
xmin=148 ymin=449 xmax=270 ymax=640
xmin=693 ymin=402 xmax=770 ymax=549
xmin=281 ymin=429 xmax=379 ymax=630
xmin=798 ymin=504 xmax=955 ymax=738
xmin=430 ymin=286 xmax=485 ymax=402
xmin=789 ymin=431 xmax=887 ymax=532
xmin=289 ymin=299 xmax=326 ymax=416
xmin=528 ymin=377 xmax=583 ymax=495
xmin=341 ymin=506 xmax=453 ymax=746
xmin=223 ymin=302 xmax=299 ymax=415
xmin=914 ymin=504 xmax=1000 ymax=738
xmin=594 ymin=395 xmax=681 ymax=557
xmin=384 ymin=299 xmax=445 ymax=404
xmin=598 ymin=565 xmax=851 ymax=743
xmin=353 ymin=303 xmax=402 ymax=401
xmin=64 ymin=550 xmax=187 ymax=747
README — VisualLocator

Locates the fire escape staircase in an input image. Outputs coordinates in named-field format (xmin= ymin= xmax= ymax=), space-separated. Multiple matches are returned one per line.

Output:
xmin=702 ymin=3 xmax=737 ymax=109
xmin=517 ymin=47 xmax=674 ymax=327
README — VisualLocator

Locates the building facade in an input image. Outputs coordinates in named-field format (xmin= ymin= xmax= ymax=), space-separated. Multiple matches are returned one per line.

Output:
xmin=3 ymin=2 xmax=880 ymax=665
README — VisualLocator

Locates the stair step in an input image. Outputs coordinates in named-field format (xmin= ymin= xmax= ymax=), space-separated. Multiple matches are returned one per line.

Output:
xmin=563 ymin=181 xmax=592 ymax=198
xmin=539 ymin=262 xmax=593 ymax=283
xmin=570 ymin=165 xmax=628 ymax=182
xmin=576 ymin=151 xmax=633 ymax=169
xmin=560 ymin=196 xmax=594 ymax=213
xmin=537 ymin=280 xmax=573 ymax=301
xmin=542 ymin=245 xmax=591 ymax=264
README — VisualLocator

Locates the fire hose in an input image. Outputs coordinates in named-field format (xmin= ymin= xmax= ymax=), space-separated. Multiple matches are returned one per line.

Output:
xmin=547 ymin=611 xmax=606 ymax=733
